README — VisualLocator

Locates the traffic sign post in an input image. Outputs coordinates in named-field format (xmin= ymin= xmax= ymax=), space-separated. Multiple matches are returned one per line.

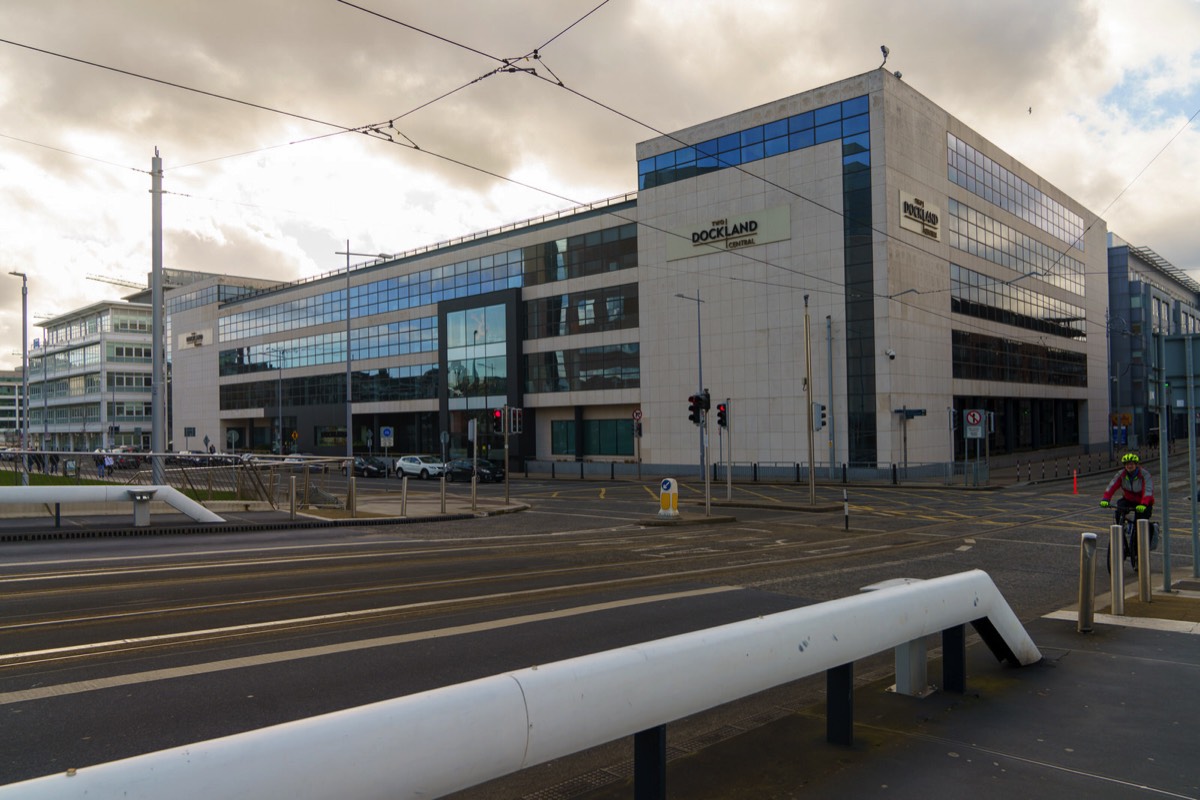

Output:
xmin=632 ymin=409 xmax=643 ymax=480
xmin=962 ymin=409 xmax=985 ymax=487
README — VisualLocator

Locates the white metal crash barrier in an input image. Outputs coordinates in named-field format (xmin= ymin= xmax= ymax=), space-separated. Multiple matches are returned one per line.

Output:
xmin=0 ymin=569 xmax=1040 ymax=800
xmin=0 ymin=485 xmax=225 ymax=526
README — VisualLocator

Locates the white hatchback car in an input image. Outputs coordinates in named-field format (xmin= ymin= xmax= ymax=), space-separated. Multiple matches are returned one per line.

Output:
xmin=394 ymin=454 xmax=445 ymax=480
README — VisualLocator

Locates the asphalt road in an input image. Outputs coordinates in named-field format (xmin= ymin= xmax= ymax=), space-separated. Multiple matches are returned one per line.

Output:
xmin=1 ymin=472 xmax=1194 ymax=795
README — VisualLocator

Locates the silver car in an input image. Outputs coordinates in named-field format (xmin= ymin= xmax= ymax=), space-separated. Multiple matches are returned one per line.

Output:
xmin=394 ymin=454 xmax=445 ymax=480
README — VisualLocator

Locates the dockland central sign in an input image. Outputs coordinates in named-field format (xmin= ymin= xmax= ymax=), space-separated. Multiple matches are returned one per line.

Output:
xmin=899 ymin=190 xmax=941 ymax=241
xmin=667 ymin=206 xmax=790 ymax=261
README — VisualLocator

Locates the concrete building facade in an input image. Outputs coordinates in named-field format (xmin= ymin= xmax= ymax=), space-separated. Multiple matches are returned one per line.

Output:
xmin=164 ymin=70 xmax=1112 ymax=475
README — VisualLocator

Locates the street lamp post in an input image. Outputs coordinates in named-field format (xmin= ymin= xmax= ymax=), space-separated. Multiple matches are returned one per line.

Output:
xmin=9 ymin=271 xmax=28 ymax=486
xmin=335 ymin=247 xmax=392 ymax=461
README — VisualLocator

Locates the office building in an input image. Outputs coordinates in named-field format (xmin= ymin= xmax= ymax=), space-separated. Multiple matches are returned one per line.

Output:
xmin=168 ymin=70 xmax=1111 ymax=473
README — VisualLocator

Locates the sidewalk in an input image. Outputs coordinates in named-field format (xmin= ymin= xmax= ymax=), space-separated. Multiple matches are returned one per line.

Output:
xmin=571 ymin=579 xmax=1200 ymax=800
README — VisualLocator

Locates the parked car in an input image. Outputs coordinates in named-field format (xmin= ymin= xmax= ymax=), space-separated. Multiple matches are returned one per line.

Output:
xmin=342 ymin=456 xmax=386 ymax=478
xmin=394 ymin=454 xmax=445 ymax=480
xmin=283 ymin=454 xmax=328 ymax=473
xmin=443 ymin=458 xmax=505 ymax=483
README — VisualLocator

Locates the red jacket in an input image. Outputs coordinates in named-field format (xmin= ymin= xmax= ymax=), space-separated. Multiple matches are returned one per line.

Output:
xmin=1102 ymin=467 xmax=1154 ymax=506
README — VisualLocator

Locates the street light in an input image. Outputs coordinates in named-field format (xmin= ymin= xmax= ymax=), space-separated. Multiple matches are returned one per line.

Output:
xmin=335 ymin=246 xmax=393 ymax=460
xmin=9 ymin=271 xmax=28 ymax=486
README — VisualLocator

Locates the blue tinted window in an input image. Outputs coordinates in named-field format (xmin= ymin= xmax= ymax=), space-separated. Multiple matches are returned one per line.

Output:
xmin=654 ymin=151 xmax=676 ymax=169
xmin=842 ymin=132 xmax=870 ymax=154
xmin=720 ymin=148 xmax=743 ymax=167
xmin=843 ymin=151 xmax=870 ymax=169
xmin=742 ymin=142 xmax=764 ymax=162
xmin=764 ymin=136 xmax=789 ymax=157
xmin=696 ymin=139 xmax=718 ymax=156
xmin=764 ymin=119 xmax=788 ymax=139
xmin=842 ymin=113 xmax=869 ymax=136
xmin=789 ymin=129 xmax=815 ymax=149
xmin=842 ymin=96 xmax=868 ymax=116
xmin=696 ymin=156 xmax=719 ymax=171
xmin=789 ymin=111 xmax=814 ymax=131
xmin=675 ymin=146 xmax=696 ymax=165
xmin=814 ymin=121 xmax=841 ymax=144
xmin=741 ymin=126 xmax=764 ymax=145
xmin=717 ymin=133 xmax=740 ymax=153
xmin=814 ymin=103 xmax=841 ymax=125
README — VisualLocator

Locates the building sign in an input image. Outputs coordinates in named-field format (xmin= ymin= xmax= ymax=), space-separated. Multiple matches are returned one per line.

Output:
xmin=899 ymin=190 xmax=941 ymax=241
xmin=178 ymin=328 xmax=211 ymax=349
xmin=666 ymin=206 xmax=791 ymax=261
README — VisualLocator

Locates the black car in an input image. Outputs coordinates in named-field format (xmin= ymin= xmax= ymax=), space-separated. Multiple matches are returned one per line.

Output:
xmin=444 ymin=458 xmax=503 ymax=483
xmin=342 ymin=457 xmax=387 ymax=478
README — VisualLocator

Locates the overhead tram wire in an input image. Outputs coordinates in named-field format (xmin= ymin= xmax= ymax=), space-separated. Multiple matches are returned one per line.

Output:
xmin=0 ymin=131 xmax=146 ymax=174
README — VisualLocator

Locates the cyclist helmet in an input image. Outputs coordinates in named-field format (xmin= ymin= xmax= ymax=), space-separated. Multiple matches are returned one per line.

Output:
xmin=1121 ymin=453 xmax=1140 ymax=464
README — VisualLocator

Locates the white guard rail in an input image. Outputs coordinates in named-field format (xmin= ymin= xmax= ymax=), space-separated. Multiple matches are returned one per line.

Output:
xmin=0 ymin=485 xmax=224 ymax=524
xmin=0 ymin=569 xmax=1039 ymax=800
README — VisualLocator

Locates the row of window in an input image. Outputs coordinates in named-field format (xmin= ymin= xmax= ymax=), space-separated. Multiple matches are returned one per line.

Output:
xmin=550 ymin=418 xmax=636 ymax=457
xmin=167 ymin=283 xmax=258 ymax=316
xmin=219 ymin=366 xmax=440 ymax=412
xmin=521 ymin=225 xmax=639 ymax=286
xmin=950 ymin=264 xmax=1086 ymax=340
xmin=525 ymin=344 xmax=640 ymax=394
xmin=29 ymin=405 xmax=101 ymax=425
xmin=947 ymin=133 xmax=1085 ymax=249
xmin=219 ymin=224 xmax=639 ymax=345
xmin=525 ymin=283 xmax=638 ymax=339
xmin=952 ymin=330 xmax=1087 ymax=387
xmin=218 ymin=318 xmax=438 ymax=377
xmin=638 ymin=96 xmax=869 ymax=190
xmin=43 ymin=309 xmax=152 ymax=347
xmin=110 ymin=344 xmax=152 ymax=363
xmin=947 ymin=199 xmax=1085 ymax=296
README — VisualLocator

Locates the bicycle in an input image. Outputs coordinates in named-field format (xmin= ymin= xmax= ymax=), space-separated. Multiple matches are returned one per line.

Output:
xmin=1104 ymin=506 xmax=1159 ymax=574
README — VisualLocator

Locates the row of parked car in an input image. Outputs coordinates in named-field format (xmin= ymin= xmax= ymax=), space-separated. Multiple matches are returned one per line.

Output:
xmin=342 ymin=454 xmax=506 ymax=483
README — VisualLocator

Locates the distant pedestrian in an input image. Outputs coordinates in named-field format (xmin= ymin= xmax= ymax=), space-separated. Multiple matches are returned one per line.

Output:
xmin=103 ymin=453 xmax=114 ymax=478
xmin=49 ymin=453 xmax=59 ymax=474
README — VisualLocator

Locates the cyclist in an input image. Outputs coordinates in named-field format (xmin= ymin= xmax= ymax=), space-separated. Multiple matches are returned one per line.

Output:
xmin=1100 ymin=452 xmax=1154 ymax=525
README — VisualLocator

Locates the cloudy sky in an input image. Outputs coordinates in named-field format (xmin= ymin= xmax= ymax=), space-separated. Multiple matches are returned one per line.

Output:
xmin=2 ymin=0 xmax=1199 ymax=370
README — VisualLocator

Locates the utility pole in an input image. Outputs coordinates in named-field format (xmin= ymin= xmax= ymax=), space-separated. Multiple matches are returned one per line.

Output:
xmin=804 ymin=295 xmax=815 ymax=504
xmin=150 ymin=148 xmax=166 ymax=484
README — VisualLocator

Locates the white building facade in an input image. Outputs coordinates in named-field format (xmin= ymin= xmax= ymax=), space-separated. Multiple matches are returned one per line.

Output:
xmin=171 ymin=71 xmax=1109 ymax=474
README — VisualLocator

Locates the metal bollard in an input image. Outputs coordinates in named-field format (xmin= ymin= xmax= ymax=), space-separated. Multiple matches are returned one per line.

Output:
xmin=401 ymin=476 xmax=408 ymax=516
xmin=347 ymin=476 xmax=356 ymax=518
xmin=1136 ymin=519 xmax=1152 ymax=603
xmin=289 ymin=475 xmax=297 ymax=521
xmin=1110 ymin=524 xmax=1125 ymax=615
xmin=440 ymin=475 xmax=446 ymax=514
xmin=1078 ymin=532 xmax=1097 ymax=632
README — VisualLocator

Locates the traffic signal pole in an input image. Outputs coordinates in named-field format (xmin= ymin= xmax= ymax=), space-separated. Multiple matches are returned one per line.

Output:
xmin=804 ymin=295 xmax=816 ymax=505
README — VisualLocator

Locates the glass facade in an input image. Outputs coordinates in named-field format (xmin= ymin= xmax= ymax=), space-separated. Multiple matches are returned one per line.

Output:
xmin=219 ymin=365 xmax=439 ymax=412
xmin=525 ymin=344 xmax=640 ymax=394
xmin=947 ymin=133 xmax=1085 ymax=249
xmin=950 ymin=265 xmax=1086 ymax=340
xmin=551 ymin=418 xmax=635 ymax=457
xmin=218 ymin=319 xmax=437 ymax=377
xmin=841 ymin=104 xmax=875 ymax=465
xmin=947 ymin=199 xmax=1085 ymax=295
xmin=525 ymin=283 xmax=638 ymax=339
xmin=952 ymin=330 xmax=1086 ymax=386
xmin=638 ymin=96 xmax=869 ymax=189
xmin=446 ymin=304 xmax=507 ymax=405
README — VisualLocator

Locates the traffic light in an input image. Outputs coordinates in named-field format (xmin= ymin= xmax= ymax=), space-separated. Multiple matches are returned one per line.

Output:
xmin=699 ymin=389 xmax=711 ymax=411
xmin=716 ymin=403 xmax=728 ymax=429
xmin=510 ymin=407 xmax=524 ymax=434
xmin=635 ymin=422 xmax=643 ymax=438
xmin=687 ymin=395 xmax=700 ymax=425
xmin=492 ymin=407 xmax=504 ymax=433
xmin=812 ymin=402 xmax=826 ymax=431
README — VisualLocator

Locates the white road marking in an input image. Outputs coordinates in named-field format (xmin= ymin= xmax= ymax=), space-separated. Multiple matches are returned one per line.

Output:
xmin=0 ymin=586 xmax=739 ymax=705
